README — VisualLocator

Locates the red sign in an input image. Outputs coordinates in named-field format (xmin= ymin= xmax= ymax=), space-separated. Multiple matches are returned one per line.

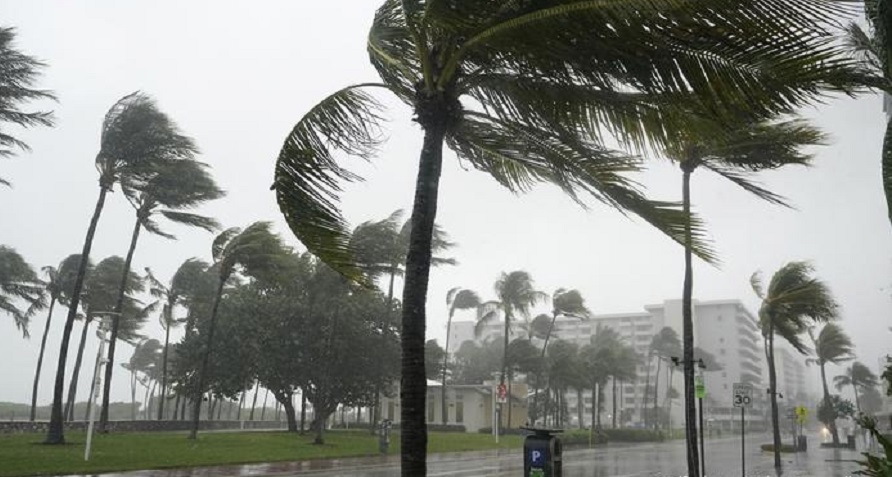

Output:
xmin=496 ymin=384 xmax=508 ymax=403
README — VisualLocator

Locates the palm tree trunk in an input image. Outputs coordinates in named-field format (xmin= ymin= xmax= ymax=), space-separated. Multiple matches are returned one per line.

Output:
xmin=188 ymin=276 xmax=226 ymax=439
xmin=100 ymin=217 xmax=142 ymax=431
xmin=399 ymin=120 xmax=447 ymax=477
xmin=441 ymin=312 xmax=453 ymax=425
xmin=681 ymin=166 xmax=700 ymax=477
xmin=250 ymin=383 xmax=260 ymax=421
xmin=882 ymin=116 xmax=892 ymax=225
xmin=173 ymin=393 xmax=180 ymax=421
xmin=158 ymin=324 xmax=171 ymax=420
xmin=45 ymin=185 xmax=109 ymax=444
xmin=300 ymin=391 xmax=307 ymax=434
xmin=612 ymin=377 xmax=618 ymax=429
xmin=30 ymin=297 xmax=57 ymax=421
xmin=577 ymin=388 xmax=583 ymax=429
xmin=65 ymin=319 xmax=92 ymax=421
xmin=767 ymin=322 xmax=782 ymax=471
xmin=500 ymin=310 xmax=511 ymax=430
xmin=643 ymin=353 xmax=652 ymax=428
xmin=261 ymin=388 xmax=269 ymax=420
xmin=653 ymin=358 xmax=661 ymax=429
xmin=821 ymin=364 xmax=840 ymax=445
xmin=533 ymin=311 xmax=560 ymax=426
xmin=853 ymin=384 xmax=861 ymax=414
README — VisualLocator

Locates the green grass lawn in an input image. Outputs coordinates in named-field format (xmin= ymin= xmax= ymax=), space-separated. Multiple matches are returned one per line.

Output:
xmin=0 ymin=430 xmax=524 ymax=476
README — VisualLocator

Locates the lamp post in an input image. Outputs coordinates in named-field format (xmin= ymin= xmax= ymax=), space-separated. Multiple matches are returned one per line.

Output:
xmin=85 ymin=313 xmax=117 ymax=461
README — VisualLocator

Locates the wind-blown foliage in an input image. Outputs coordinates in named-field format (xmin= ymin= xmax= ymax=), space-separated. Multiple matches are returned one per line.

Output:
xmin=440 ymin=287 xmax=479 ymax=424
xmin=809 ymin=322 xmax=854 ymax=446
xmin=274 ymin=2 xmax=859 ymax=473
xmin=834 ymin=361 xmax=880 ymax=414
xmin=752 ymin=261 xmax=838 ymax=468
xmin=0 ymin=26 xmax=55 ymax=186
xmin=0 ymin=245 xmax=43 ymax=336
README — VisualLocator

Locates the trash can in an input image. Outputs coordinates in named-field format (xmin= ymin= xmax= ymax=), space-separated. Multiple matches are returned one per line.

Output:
xmin=522 ymin=427 xmax=563 ymax=477
xmin=797 ymin=435 xmax=807 ymax=452
xmin=847 ymin=434 xmax=856 ymax=450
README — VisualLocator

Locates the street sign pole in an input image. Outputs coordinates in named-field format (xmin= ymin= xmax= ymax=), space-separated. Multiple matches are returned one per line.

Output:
xmin=741 ymin=407 xmax=745 ymax=477
xmin=699 ymin=396 xmax=705 ymax=476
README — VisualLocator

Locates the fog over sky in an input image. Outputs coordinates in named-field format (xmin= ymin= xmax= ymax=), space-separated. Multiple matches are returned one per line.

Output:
xmin=1 ymin=1 xmax=890 ymax=407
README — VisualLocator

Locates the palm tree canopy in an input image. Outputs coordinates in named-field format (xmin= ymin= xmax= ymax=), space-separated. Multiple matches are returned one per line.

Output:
xmin=0 ymin=245 xmax=44 ymax=336
xmin=834 ymin=361 xmax=880 ymax=391
xmin=145 ymin=258 xmax=213 ymax=331
xmin=650 ymin=326 xmax=682 ymax=359
xmin=82 ymin=256 xmax=147 ymax=343
xmin=476 ymin=270 xmax=547 ymax=336
xmin=123 ymin=159 xmax=224 ymax=239
xmin=0 ymin=26 xmax=55 ymax=185
xmin=810 ymin=323 xmax=854 ymax=367
xmin=273 ymin=0 xmax=860 ymax=281
xmin=751 ymin=261 xmax=838 ymax=354
xmin=446 ymin=287 xmax=480 ymax=318
xmin=552 ymin=288 xmax=590 ymax=319
xmin=211 ymin=222 xmax=292 ymax=284
xmin=666 ymin=118 xmax=826 ymax=207
xmin=96 ymin=92 xmax=197 ymax=189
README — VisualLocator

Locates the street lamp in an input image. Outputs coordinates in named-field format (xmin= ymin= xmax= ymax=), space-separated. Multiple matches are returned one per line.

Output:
xmin=85 ymin=313 xmax=118 ymax=461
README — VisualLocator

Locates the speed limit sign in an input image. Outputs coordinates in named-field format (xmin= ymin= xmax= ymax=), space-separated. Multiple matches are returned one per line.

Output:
xmin=732 ymin=383 xmax=753 ymax=408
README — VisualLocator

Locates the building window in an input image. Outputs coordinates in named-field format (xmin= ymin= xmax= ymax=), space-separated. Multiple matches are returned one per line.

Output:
xmin=427 ymin=398 xmax=435 ymax=422
xmin=455 ymin=402 xmax=463 ymax=423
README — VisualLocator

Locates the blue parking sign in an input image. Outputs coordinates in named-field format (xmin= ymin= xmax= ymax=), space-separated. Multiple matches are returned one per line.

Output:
xmin=530 ymin=448 xmax=545 ymax=466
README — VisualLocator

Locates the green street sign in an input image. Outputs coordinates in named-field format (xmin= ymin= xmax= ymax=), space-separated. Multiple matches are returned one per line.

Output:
xmin=695 ymin=376 xmax=705 ymax=399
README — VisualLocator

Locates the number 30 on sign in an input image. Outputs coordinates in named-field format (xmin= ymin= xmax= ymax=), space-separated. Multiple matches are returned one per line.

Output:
xmin=732 ymin=383 xmax=753 ymax=408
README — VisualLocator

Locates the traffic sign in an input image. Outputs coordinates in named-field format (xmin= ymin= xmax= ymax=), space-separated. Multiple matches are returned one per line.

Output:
xmin=695 ymin=376 xmax=706 ymax=399
xmin=795 ymin=405 xmax=808 ymax=424
xmin=496 ymin=383 xmax=508 ymax=404
xmin=732 ymin=383 xmax=753 ymax=408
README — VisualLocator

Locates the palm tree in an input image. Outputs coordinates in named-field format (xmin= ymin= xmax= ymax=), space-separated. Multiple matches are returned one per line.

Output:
xmin=646 ymin=327 xmax=681 ymax=429
xmin=0 ymin=245 xmax=43 ymax=336
xmin=29 ymin=254 xmax=80 ymax=421
xmin=145 ymin=259 xmax=211 ymax=420
xmin=441 ymin=287 xmax=479 ymax=424
xmin=100 ymin=156 xmax=221 ymax=431
xmin=65 ymin=256 xmax=144 ymax=422
xmin=610 ymin=344 xmax=640 ymax=429
xmin=667 ymin=118 xmax=824 ymax=473
xmin=843 ymin=5 xmax=892 ymax=224
xmin=46 ymin=92 xmax=194 ymax=444
xmin=188 ymin=222 xmax=289 ymax=439
xmin=834 ymin=361 xmax=880 ymax=414
xmin=272 ymin=3 xmax=857 ymax=473
xmin=477 ymin=271 xmax=546 ymax=428
xmin=752 ymin=261 xmax=837 ymax=470
xmin=808 ymin=323 xmax=854 ymax=446
xmin=0 ymin=26 xmax=54 ymax=186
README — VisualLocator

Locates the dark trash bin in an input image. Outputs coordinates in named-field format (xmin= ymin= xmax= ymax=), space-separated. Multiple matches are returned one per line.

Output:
xmin=797 ymin=435 xmax=808 ymax=452
xmin=847 ymin=434 xmax=856 ymax=450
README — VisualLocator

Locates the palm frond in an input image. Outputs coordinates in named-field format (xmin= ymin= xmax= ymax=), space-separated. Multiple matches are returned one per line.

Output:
xmin=368 ymin=0 xmax=422 ymax=102
xmin=274 ymin=84 xmax=393 ymax=285
xmin=159 ymin=211 xmax=220 ymax=233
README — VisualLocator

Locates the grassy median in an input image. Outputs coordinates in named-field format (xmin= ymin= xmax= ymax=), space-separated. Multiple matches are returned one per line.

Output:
xmin=0 ymin=430 xmax=524 ymax=476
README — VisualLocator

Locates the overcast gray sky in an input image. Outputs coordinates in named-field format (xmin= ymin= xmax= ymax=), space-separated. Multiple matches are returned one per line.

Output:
xmin=1 ymin=1 xmax=890 ymax=407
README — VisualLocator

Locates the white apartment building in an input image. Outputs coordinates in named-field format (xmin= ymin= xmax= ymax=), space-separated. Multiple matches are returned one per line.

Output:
xmin=449 ymin=299 xmax=778 ymax=430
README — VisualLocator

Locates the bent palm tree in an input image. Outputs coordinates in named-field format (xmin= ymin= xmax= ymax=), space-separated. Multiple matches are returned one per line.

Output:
xmin=30 ymin=255 xmax=80 ymax=421
xmin=752 ymin=262 xmax=837 ymax=470
xmin=477 ymin=270 xmax=547 ymax=428
xmin=46 ymin=92 xmax=191 ymax=444
xmin=834 ymin=361 xmax=879 ymax=414
xmin=0 ymin=26 xmax=54 ymax=186
xmin=100 ymin=156 xmax=221 ymax=431
xmin=808 ymin=323 xmax=854 ymax=446
xmin=0 ymin=245 xmax=43 ymax=336
xmin=441 ymin=287 xmax=479 ymax=424
xmin=145 ymin=258 xmax=211 ymax=420
xmin=667 ymin=117 xmax=824 ymax=472
xmin=273 ymin=2 xmax=857 ymax=473
xmin=188 ymin=222 xmax=289 ymax=439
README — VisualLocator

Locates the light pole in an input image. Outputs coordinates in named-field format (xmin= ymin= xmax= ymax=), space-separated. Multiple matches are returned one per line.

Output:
xmin=85 ymin=313 xmax=116 ymax=461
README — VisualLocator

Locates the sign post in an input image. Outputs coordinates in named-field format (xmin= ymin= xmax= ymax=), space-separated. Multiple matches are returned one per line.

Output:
xmin=696 ymin=375 xmax=706 ymax=476
xmin=732 ymin=383 xmax=753 ymax=477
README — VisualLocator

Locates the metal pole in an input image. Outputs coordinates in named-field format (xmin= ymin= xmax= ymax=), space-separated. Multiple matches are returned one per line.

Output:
xmin=699 ymin=397 xmax=705 ymax=476
xmin=85 ymin=318 xmax=109 ymax=461
xmin=740 ymin=407 xmax=745 ymax=477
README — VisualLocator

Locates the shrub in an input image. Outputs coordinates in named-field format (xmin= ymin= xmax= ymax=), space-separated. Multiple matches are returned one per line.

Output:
xmin=855 ymin=415 xmax=892 ymax=476
xmin=603 ymin=428 xmax=665 ymax=442
xmin=760 ymin=443 xmax=797 ymax=453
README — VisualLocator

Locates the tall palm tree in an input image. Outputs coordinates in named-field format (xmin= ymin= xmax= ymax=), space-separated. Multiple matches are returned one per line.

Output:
xmin=666 ymin=118 xmax=824 ymax=473
xmin=100 ymin=156 xmax=221 ymax=431
xmin=843 ymin=3 xmax=892 ymax=224
xmin=808 ymin=323 xmax=854 ymax=446
xmin=610 ymin=344 xmax=640 ymax=429
xmin=65 ymin=256 xmax=144 ymax=421
xmin=0 ymin=245 xmax=43 ymax=336
xmin=441 ymin=287 xmax=479 ymax=424
xmin=0 ymin=25 xmax=54 ymax=186
xmin=752 ymin=261 xmax=837 ymax=470
xmin=145 ymin=258 xmax=211 ymax=420
xmin=646 ymin=327 xmax=681 ymax=429
xmin=272 ymin=3 xmax=857 ymax=473
xmin=834 ymin=361 xmax=880 ymax=414
xmin=29 ymin=254 xmax=80 ymax=421
xmin=46 ymin=92 xmax=194 ymax=444
xmin=477 ymin=271 xmax=546 ymax=428
xmin=189 ymin=222 xmax=290 ymax=439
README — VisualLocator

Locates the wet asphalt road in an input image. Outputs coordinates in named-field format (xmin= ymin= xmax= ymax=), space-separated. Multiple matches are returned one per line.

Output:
xmin=68 ymin=433 xmax=864 ymax=477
